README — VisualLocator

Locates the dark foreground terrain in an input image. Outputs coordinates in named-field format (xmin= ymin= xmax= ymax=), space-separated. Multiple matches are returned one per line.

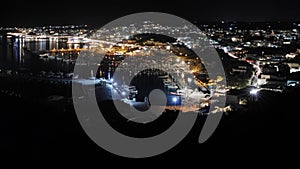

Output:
xmin=1 ymin=77 xmax=300 ymax=166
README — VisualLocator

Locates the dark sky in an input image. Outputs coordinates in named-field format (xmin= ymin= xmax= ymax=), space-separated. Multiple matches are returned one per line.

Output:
xmin=1 ymin=0 xmax=299 ymax=27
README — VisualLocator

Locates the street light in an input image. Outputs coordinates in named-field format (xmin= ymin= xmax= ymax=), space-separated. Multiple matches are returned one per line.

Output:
xmin=250 ymin=88 xmax=259 ymax=95
xmin=249 ymin=88 xmax=259 ymax=102
xmin=173 ymin=97 xmax=177 ymax=110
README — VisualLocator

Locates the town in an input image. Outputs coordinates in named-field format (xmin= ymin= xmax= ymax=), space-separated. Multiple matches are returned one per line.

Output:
xmin=1 ymin=21 xmax=300 ymax=115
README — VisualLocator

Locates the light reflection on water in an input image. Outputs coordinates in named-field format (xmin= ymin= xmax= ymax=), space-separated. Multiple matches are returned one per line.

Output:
xmin=0 ymin=37 xmax=77 ymax=73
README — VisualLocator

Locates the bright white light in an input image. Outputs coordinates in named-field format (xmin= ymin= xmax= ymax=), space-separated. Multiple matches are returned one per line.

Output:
xmin=173 ymin=97 xmax=177 ymax=103
xmin=187 ymin=77 xmax=192 ymax=83
xmin=121 ymin=91 xmax=126 ymax=96
xmin=110 ymin=78 xmax=114 ymax=82
xmin=113 ymin=82 xmax=118 ymax=86
xmin=250 ymin=88 xmax=259 ymax=95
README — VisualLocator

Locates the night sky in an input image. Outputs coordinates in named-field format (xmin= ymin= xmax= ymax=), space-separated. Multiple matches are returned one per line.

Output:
xmin=1 ymin=0 xmax=299 ymax=27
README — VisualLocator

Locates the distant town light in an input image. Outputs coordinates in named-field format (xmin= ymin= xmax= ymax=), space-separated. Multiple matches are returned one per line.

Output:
xmin=181 ymin=73 xmax=185 ymax=79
